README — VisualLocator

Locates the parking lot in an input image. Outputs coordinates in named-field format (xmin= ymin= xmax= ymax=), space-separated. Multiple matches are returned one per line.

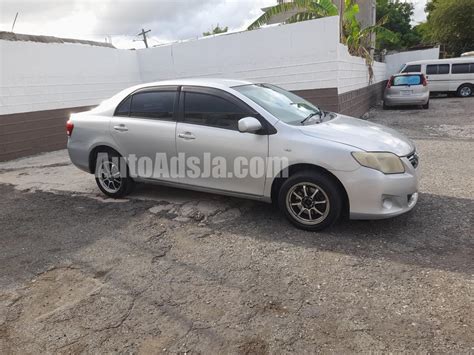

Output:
xmin=0 ymin=96 xmax=473 ymax=353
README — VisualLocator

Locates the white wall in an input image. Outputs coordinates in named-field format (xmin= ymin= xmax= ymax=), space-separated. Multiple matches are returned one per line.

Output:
xmin=0 ymin=41 xmax=141 ymax=115
xmin=384 ymin=47 xmax=440 ymax=76
xmin=1 ymin=15 xmax=387 ymax=115
xmin=137 ymin=16 xmax=341 ymax=91
xmin=337 ymin=43 xmax=386 ymax=94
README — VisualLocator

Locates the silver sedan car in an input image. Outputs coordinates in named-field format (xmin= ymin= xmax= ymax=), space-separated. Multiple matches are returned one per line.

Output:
xmin=67 ymin=79 xmax=419 ymax=231
xmin=383 ymin=73 xmax=430 ymax=109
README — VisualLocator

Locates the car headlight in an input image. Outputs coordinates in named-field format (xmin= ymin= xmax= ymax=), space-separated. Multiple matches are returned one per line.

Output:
xmin=351 ymin=152 xmax=405 ymax=174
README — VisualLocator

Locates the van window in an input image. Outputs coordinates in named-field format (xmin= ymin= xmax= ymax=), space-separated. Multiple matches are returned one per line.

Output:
xmin=426 ymin=64 xmax=450 ymax=75
xmin=402 ymin=64 xmax=421 ymax=73
xmin=452 ymin=63 xmax=473 ymax=74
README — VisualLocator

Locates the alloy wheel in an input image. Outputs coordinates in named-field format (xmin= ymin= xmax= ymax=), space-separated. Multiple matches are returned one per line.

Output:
xmin=98 ymin=160 xmax=122 ymax=194
xmin=460 ymin=86 xmax=472 ymax=97
xmin=286 ymin=182 xmax=330 ymax=225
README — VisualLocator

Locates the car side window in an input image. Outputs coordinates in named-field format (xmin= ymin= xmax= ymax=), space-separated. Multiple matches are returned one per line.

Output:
xmin=115 ymin=96 xmax=132 ymax=116
xmin=183 ymin=92 xmax=250 ymax=130
xmin=402 ymin=64 xmax=421 ymax=73
xmin=130 ymin=91 xmax=175 ymax=120
xmin=438 ymin=64 xmax=449 ymax=74
xmin=452 ymin=63 xmax=472 ymax=74
xmin=426 ymin=64 xmax=450 ymax=75
xmin=426 ymin=65 xmax=437 ymax=75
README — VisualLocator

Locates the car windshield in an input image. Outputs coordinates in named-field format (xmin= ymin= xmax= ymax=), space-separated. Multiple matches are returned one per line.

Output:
xmin=233 ymin=84 xmax=323 ymax=125
xmin=392 ymin=75 xmax=422 ymax=86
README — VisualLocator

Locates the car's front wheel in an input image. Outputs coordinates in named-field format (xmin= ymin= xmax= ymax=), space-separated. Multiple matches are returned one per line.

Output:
xmin=278 ymin=172 xmax=343 ymax=231
xmin=94 ymin=150 xmax=134 ymax=198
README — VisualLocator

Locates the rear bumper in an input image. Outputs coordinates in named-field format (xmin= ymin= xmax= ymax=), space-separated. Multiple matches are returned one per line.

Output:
xmin=334 ymin=158 xmax=419 ymax=220
xmin=384 ymin=93 xmax=429 ymax=106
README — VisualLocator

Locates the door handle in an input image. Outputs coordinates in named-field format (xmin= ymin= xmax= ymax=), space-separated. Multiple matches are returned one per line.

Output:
xmin=178 ymin=132 xmax=195 ymax=140
xmin=113 ymin=124 xmax=128 ymax=132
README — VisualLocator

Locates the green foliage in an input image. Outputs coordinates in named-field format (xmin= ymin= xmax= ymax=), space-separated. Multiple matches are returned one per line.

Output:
xmin=376 ymin=0 xmax=422 ymax=50
xmin=423 ymin=0 xmax=474 ymax=56
xmin=247 ymin=0 xmax=338 ymax=30
xmin=203 ymin=24 xmax=228 ymax=37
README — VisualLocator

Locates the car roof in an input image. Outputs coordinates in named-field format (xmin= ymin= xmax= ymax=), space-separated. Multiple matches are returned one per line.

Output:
xmin=404 ymin=57 xmax=473 ymax=65
xmin=393 ymin=72 xmax=423 ymax=76
xmin=137 ymin=78 xmax=254 ymax=89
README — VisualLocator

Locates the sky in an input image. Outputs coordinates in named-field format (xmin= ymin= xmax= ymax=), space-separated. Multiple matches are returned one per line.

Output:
xmin=0 ymin=0 xmax=428 ymax=49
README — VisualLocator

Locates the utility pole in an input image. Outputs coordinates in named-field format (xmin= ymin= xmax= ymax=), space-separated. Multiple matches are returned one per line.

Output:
xmin=137 ymin=28 xmax=151 ymax=48
xmin=11 ymin=12 xmax=19 ymax=32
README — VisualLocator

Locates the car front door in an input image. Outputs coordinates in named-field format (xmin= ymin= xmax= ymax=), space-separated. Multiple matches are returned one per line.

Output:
xmin=110 ymin=86 xmax=178 ymax=180
xmin=175 ymin=86 xmax=269 ymax=196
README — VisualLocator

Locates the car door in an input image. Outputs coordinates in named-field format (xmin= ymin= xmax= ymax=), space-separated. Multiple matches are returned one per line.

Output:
xmin=175 ymin=86 xmax=269 ymax=196
xmin=425 ymin=64 xmax=450 ymax=92
xmin=110 ymin=86 xmax=178 ymax=180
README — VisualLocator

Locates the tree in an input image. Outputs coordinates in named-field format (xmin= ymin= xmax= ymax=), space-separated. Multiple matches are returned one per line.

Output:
xmin=376 ymin=0 xmax=422 ymax=50
xmin=203 ymin=24 xmax=228 ymax=37
xmin=247 ymin=0 xmax=338 ymax=30
xmin=423 ymin=0 xmax=474 ymax=56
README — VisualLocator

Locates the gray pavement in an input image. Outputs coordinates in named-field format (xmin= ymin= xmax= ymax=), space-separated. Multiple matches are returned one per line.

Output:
xmin=0 ymin=96 xmax=473 ymax=353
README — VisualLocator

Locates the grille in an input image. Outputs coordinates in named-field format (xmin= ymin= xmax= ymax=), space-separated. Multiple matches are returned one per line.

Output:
xmin=407 ymin=152 xmax=419 ymax=169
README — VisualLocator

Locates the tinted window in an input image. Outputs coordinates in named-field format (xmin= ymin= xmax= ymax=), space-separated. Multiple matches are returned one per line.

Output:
xmin=426 ymin=65 xmax=437 ymax=75
xmin=115 ymin=96 xmax=131 ymax=116
xmin=452 ymin=63 xmax=472 ymax=74
xmin=392 ymin=75 xmax=422 ymax=86
xmin=439 ymin=64 xmax=449 ymax=74
xmin=402 ymin=64 xmax=421 ymax=73
xmin=426 ymin=64 xmax=449 ymax=75
xmin=184 ymin=92 xmax=249 ymax=130
xmin=130 ymin=91 xmax=175 ymax=119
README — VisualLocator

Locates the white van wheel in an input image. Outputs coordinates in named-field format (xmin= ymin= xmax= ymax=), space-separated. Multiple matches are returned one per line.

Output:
xmin=457 ymin=84 xmax=472 ymax=97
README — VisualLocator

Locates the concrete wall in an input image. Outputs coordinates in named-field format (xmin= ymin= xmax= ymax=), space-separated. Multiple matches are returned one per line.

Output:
xmin=384 ymin=47 xmax=440 ymax=76
xmin=0 ymin=41 xmax=141 ymax=115
xmin=137 ymin=16 xmax=341 ymax=92
xmin=0 ymin=15 xmax=387 ymax=161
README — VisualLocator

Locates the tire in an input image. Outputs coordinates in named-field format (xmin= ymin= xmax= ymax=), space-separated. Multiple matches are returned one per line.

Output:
xmin=94 ymin=150 xmax=134 ymax=198
xmin=383 ymin=101 xmax=389 ymax=110
xmin=457 ymin=84 xmax=473 ymax=97
xmin=278 ymin=171 xmax=342 ymax=231
xmin=422 ymin=101 xmax=429 ymax=109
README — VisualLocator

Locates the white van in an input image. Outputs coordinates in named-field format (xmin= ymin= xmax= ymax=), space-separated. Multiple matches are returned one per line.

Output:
xmin=400 ymin=58 xmax=474 ymax=97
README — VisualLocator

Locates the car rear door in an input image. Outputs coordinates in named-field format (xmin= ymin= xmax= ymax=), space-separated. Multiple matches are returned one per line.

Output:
xmin=175 ymin=86 xmax=269 ymax=196
xmin=109 ymin=86 xmax=178 ymax=180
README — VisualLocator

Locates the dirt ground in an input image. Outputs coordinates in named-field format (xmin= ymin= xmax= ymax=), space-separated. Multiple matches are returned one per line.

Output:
xmin=0 ymin=96 xmax=473 ymax=354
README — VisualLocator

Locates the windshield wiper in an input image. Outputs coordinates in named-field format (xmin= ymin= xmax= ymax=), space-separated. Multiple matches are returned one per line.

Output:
xmin=300 ymin=111 xmax=322 ymax=125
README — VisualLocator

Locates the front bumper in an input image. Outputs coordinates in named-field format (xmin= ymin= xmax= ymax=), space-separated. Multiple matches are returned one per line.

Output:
xmin=334 ymin=157 xmax=419 ymax=220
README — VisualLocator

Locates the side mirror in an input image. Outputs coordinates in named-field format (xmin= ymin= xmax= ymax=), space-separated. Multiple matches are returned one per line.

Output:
xmin=238 ymin=117 xmax=262 ymax=133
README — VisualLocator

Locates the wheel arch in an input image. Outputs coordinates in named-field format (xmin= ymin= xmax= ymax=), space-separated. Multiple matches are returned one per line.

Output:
xmin=88 ymin=145 xmax=122 ymax=174
xmin=270 ymin=163 xmax=350 ymax=217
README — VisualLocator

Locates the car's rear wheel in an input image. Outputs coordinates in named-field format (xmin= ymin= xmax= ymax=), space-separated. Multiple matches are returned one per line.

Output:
xmin=278 ymin=172 xmax=342 ymax=231
xmin=422 ymin=101 xmax=429 ymax=109
xmin=383 ymin=101 xmax=389 ymax=110
xmin=457 ymin=84 xmax=473 ymax=97
xmin=95 ymin=150 xmax=134 ymax=198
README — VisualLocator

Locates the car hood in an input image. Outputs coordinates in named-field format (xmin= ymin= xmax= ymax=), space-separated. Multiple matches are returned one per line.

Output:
xmin=298 ymin=114 xmax=415 ymax=156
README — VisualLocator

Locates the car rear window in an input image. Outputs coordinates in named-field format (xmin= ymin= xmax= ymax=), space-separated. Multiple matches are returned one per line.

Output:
xmin=392 ymin=75 xmax=422 ymax=86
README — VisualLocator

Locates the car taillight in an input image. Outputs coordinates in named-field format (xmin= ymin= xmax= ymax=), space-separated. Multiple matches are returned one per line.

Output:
xmin=66 ymin=120 xmax=74 ymax=137
xmin=421 ymin=75 xmax=428 ymax=86
xmin=386 ymin=77 xmax=393 ymax=89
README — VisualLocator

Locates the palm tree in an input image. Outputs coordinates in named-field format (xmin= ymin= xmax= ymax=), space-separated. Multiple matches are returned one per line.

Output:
xmin=247 ymin=0 xmax=339 ymax=30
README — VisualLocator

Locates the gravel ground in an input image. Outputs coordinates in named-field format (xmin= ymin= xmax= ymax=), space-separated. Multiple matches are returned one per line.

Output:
xmin=0 ymin=96 xmax=473 ymax=353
